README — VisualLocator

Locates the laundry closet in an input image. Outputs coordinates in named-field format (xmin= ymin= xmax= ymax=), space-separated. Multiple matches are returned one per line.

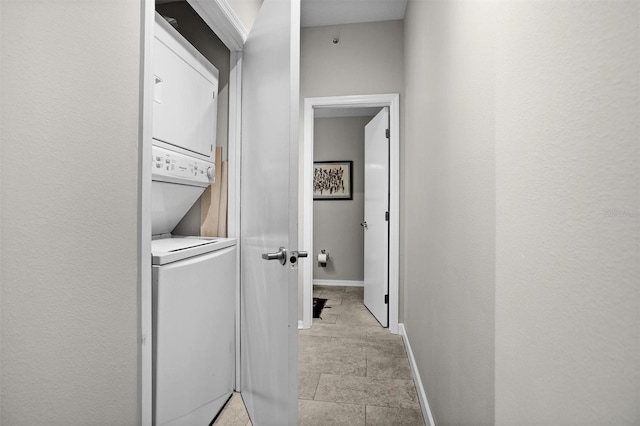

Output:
xmin=141 ymin=0 xmax=301 ymax=424
xmin=150 ymin=2 xmax=236 ymax=425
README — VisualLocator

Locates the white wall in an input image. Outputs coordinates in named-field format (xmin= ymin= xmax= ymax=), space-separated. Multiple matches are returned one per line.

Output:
xmin=313 ymin=117 xmax=369 ymax=282
xmin=403 ymin=0 xmax=640 ymax=424
xmin=494 ymin=2 xmax=640 ymax=423
xmin=1 ymin=1 xmax=140 ymax=424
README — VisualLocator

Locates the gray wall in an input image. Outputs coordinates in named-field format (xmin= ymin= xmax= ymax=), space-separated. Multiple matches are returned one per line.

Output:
xmin=403 ymin=2 xmax=496 ymax=423
xmin=404 ymin=0 xmax=639 ymax=424
xmin=313 ymin=117 xmax=370 ymax=282
xmin=1 ymin=1 xmax=140 ymax=424
xmin=301 ymin=20 xmax=404 ymax=97
xmin=156 ymin=2 xmax=231 ymax=236
xmin=493 ymin=2 xmax=639 ymax=423
xmin=300 ymin=20 xmax=403 ymax=318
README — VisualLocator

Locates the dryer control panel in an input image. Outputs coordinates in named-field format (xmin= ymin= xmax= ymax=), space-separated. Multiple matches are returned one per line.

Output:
xmin=152 ymin=145 xmax=215 ymax=187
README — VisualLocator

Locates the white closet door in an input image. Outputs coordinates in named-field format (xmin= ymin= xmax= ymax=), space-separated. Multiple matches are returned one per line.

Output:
xmin=240 ymin=0 xmax=300 ymax=424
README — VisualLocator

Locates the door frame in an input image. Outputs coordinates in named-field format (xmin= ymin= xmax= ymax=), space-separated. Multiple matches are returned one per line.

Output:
xmin=301 ymin=94 xmax=400 ymax=334
xmin=139 ymin=2 xmax=246 ymax=424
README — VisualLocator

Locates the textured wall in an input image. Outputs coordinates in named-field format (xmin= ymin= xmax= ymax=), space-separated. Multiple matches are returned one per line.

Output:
xmin=404 ymin=0 xmax=640 ymax=424
xmin=1 ymin=1 xmax=140 ymax=424
xmin=494 ymin=2 xmax=640 ymax=423
xmin=313 ymin=117 xmax=370 ymax=282
xmin=403 ymin=1 xmax=497 ymax=424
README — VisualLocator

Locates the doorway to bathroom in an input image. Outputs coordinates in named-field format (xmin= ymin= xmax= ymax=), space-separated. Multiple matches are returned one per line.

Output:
xmin=301 ymin=94 xmax=400 ymax=334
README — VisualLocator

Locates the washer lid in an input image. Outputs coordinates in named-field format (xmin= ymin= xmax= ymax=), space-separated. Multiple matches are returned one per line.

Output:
xmin=152 ymin=237 xmax=236 ymax=265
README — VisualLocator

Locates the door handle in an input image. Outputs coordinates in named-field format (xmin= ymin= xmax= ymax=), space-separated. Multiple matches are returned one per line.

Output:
xmin=289 ymin=251 xmax=308 ymax=265
xmin=262 ymin=247 xmax=287 ymax=265
xmin=360 ymin=221 xmax=368 ymax=230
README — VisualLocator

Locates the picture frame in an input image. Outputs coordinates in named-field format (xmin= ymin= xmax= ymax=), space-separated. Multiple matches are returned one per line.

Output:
xmin=313 ymin=161 xmax=353 ymax=200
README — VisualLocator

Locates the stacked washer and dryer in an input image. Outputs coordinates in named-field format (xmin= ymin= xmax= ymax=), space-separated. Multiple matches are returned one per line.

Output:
xmin=151 ymin=14 xmax=235 ymax=426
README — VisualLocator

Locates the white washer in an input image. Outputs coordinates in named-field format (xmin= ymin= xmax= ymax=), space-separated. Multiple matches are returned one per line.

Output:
xmin=152 ymin=237 xmax=236 ymax=426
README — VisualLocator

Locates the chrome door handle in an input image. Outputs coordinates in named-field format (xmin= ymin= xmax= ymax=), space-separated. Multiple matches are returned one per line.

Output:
xmin=360 ymin=221 xmax=368 ymax=229
xmin=289 ymin=251 xmax=308 ymax=265
xmin=262 ymin=247 xmax=287 ymax=265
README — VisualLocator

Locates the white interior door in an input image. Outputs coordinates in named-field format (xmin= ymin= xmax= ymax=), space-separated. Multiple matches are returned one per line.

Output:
xmin=363 ymin=107 xmax=389 ymax=327
xmin=240 ymin=0 xmax=300 ymax=424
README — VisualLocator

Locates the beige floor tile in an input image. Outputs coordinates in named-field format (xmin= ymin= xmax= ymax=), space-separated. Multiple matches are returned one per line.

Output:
xmin=313 ymin=312 xmax=338 ymax=324
xmin=366 ymin=326 xmax=403 ymax=341
xmin=326 ymin=337 xmax=370 ymax=356
xmin=213 ymin=392 xmax=250 ymax=426
xmin=341 ymin=296 xmax=365 ymax=306
xmin=345 ymin=286 xmax=364 ymax=294
xmin=299 ymin=372 xmax=321 ymax=400
xmin=366 ymin=338 xmax=407 ymax=358
xmin=299 ymin=323 xmax=369 ymax=339
xmin=324 ymin=297 xmax=344 ymax=306
xmin=299 ymin=335 xmax=333 ymax=353
xmin=365 ymin=406 xmax=425 ymax=425
xmin=299 ymin=400 xmax=365 ymax=426
xmin=366 ymin=356 xmax=413 ymax=380
xmin=299 ymin=351 xmax=366 ymax=376
xmin=335 ymin=309 xmax=381 ymax=326
xmin=314 ymin=285 xmax=347 ymax=292
xmin=321 ymin=303 xmax=364 ymax=315
xmin=314 ymin=374 xmax=420 ymax=409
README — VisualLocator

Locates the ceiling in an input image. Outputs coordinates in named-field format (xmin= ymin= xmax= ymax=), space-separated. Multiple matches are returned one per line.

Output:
xmin=155 ymin=0 xmax=408 ymax=28
xmin=301 ymin=0 xmax=408 ymax=28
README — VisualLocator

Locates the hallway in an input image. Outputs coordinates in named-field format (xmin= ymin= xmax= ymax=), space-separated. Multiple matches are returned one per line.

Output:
xmin=215 ymin=285 xmax=424 ymax=425
xmin=298 ymin=285 xmax=423 ymax=425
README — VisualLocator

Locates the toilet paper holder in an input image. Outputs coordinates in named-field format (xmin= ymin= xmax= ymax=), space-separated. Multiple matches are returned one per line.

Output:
xmin=318 ymin=249 xmax=329 ymax=266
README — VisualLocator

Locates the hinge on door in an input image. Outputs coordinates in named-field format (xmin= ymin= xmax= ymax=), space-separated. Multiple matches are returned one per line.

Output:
xmin=384 ymin=294 xmax=389 ymax=304
xmin=385 ymin=211 xmax=389 ymax=221
xmin=385 ymin=129 xmax=390 ymax=138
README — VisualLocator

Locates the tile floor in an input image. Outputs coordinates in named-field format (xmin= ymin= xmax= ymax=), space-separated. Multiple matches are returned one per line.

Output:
xmin=214 ymin=285 xmax=425 ymax=425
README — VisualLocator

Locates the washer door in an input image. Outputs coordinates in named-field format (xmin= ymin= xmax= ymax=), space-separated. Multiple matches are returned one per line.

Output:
xmin=153 ymin=245 xmax=236 ymax=426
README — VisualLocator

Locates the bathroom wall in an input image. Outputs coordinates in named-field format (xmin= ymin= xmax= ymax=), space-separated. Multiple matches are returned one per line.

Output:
xmin=313 ymin=116 xmax=371 ymax=282
xmin=1 ymin=0 xmax=140 ymax=423
xmin=155 ymin=2 xmax=231 ymax=236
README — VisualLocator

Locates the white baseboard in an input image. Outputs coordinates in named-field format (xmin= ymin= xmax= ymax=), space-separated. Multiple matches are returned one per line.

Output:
xmin=298 ymin=320 xmax=304 ymax=330
xmin=313 ymin=279 xmax=364 ymax=287
xmin=399 ymin=323 xmax=436 ymax=426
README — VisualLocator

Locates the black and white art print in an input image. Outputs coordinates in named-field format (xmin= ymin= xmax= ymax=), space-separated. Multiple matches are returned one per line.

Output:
xmin=313 ymin=161 xmax=353 ymax=200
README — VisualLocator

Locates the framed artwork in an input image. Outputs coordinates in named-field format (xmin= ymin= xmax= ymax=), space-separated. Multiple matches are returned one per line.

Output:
xmin=313 ymin=161 xmax=353 ymax=200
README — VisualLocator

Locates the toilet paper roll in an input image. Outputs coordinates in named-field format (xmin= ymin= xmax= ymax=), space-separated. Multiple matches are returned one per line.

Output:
xmin=317 ymin=253 xmax=329 ymax=264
